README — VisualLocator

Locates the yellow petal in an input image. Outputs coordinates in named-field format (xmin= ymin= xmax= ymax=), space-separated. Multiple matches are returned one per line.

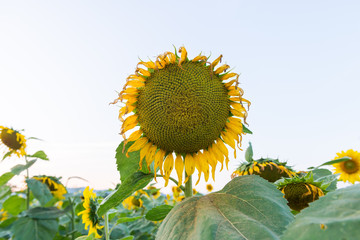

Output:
xmin=163 ymin=154 xmax=174 ymax=187
xmin=136 ymin=68 xmax=151 ymax=77
xmin=175 ymin=154 xmax=184 ymax=186
xmin=146 ymin=145 xmax=157 ymax=168
xmin=125 ymin=80 xmax=145 ymax=88
xmin=137 ymin=61 xmax=156 ymax=69
xmin=127 ymin=74 xmax=146 ymax=82
xmin=220 ymin=72 xmax=239 ymax=81
xmin=127 ymin=137 xmax=148 ymax=153
xmin=178 ymin=46 xmax=187 ymax=66
xmin=154 ymin=149 xmax=166 ymax=181
xmin=140 ymin=142 xmax=152 ymax=170
xmin=164 ymin=51 xmax=176 ymax=64
xmin=214 ymin=64 xmax=230 ymax=75
xmin=224 ymin=79 xmax=237 ymax=89
xmin=127 ymin=129 xmax=143 ymax=142
xmin=184 ymin=154 xmax=195 ymax=182
xmin=192 ymin=54 xmax=208 ymax=62
xmin=212 ymin=55 xmax=222 ymax=68
xmin=203 ymin=149 xmax=217 ymax=181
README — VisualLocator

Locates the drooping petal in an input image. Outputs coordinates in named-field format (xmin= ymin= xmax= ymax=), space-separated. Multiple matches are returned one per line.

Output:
xmin=127 ymin=137 xmax=148 ymax=153
xmin=163 ymin=153 xmax=174 ymax=187
xmin=175 ymin=154 xmax=184 ymax=186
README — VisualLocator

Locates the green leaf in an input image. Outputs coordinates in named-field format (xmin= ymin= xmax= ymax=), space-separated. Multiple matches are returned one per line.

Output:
xmin=75 ymin=234 xmax=95 ymax=240
xmin=145 ymin=205 xmax=173 ymax=221
xmin=281 ymin=184 xmax=360 ymax=240
xmin=2 ymin=151 xmax=12 ymax=161
xmin=116 ymin=216 xmax=143 ymax=224
xmin=0 ymin=185 xmax=11 ymax=199
xmin=3 ymin=195 xmax=26 ymax=215
xmin=12 ymin=216 xmax=58 ymax=240
xmin=157 ymin=175 xmax=293 ymax=240
xmin=0 ymin=217 xmax=17 ymax=228
xmin=317 ymin=157 xmax=350 ymax=168
xmin=27 ymin=150 xmax=49 ymax=160
xmin=242 ymin=124 xmax=253 ymax=134
xmin=119 ymin=236 xmax=134 ymax=240
xmin=11 ymin=159 xmax=37 ymax=175
xmin=312 ymin=169 xmax=337 ymax=192
xmin=0 ymin=172 xmax=15 ymax=186
xmin=244 ymin=142 xmax=253 ymax=162
xmin=26 ymin=179 xmax=53 ymax=206
xmin=26 ymin=207 xmax=70 ymax=219
xmin=97 ymin=172 xmax=153 ymax=216
xmin=116 ymin=141 xmax=150 ymax=182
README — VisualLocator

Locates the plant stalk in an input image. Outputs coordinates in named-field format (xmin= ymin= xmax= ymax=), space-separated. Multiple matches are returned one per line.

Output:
xmin=184 ymin=173 xmax=193 ymax=198
xmin=25 ymin=156 xmax=30 ymax=210
xmin=104 ymin=213 xmax=110 ymax=240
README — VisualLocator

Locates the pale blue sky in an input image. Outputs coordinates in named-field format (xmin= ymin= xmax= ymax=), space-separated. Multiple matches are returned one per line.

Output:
xmin=1 ymin=1 xmax=359 ymax=191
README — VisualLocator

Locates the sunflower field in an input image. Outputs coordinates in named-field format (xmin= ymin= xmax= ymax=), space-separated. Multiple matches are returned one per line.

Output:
xmin=1 ymin=47 xmax=360 ymax=240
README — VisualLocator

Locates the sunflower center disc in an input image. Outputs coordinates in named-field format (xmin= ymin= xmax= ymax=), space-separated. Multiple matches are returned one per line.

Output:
xmin=137 ymin=62 xmax=230 ymax=153
xmin=343 ymin=159 xmax=358 ymax=173
xmin=0 ymin=130 xmax=22 ymax=150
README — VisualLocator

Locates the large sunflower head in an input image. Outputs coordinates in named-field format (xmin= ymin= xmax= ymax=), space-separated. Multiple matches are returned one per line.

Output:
xmin=232 ymin=157 xmax=296 ymax=182
xmin=275 ymin=172 xmax=326 ymax=212
xmin=332 ymin=149 xmax=360 ymax=184
xmin=33 ymin=176 xmax=67 ymax=200
xmin=78 ymin=187 xmax=103 ymax=238
xmin=113 ymin=47 xmax=250 ymax=186
xmin=0 ymin=126 xmax=27 ymax=157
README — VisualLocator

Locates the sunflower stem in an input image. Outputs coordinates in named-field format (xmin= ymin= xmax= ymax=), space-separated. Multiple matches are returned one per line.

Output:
xmin=104 ymin=213 xmax=110 ymax=240
xmin=25 ymin=156 xmax=30 ymax=210
xmin=69 ymin=197 xmax=75 ymax=240
xmin=184 ymin=173 xmax=193 ymax=198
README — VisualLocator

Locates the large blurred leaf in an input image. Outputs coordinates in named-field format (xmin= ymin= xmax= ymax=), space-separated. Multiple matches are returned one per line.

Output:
xmin=116 ymin=141 xmax=150 ymax=182
xmin=281 ymin=184 xmax=360 ymax=240
xmin=26 ymin=178 xmax=53 ymax=206
xmin=27 ymin=150 xmax=49 ymax=160
xmin=145 ymin=205 xmax=173 ymax=221
xmin=3 ymin=195 xmax=26 ymax=215
xmin=0 ymin=185 xmax=11 ymax=199
xmin=244 ymin=142 xmax=253 ymax=162
xmin=312 ymin=168 xmax=337 ymax=191
xmin=12 ymin=217 xmax=58 ymax=240
xmin=0 ymin=172 xmax=15 ymax=186
xmin=11 ymin=159 xmax=37 ymax=175
xmin=157 ymin=175 xmax=293 ymax=240
xmin=97 ymin=172 xmax=153 ymax=216
xmin=27 ymin=207 xmax=70 ymax=219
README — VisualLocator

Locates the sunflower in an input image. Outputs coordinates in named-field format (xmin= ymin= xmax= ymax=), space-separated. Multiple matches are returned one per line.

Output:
xmin=206 ymin=184 xmax=213 ymax=192
xmin=276 ymin=172 xmax=326 ymax=212
xmin=232 ymin=157 xmax=296 ymax=182
xmin=33 ymin=176 xmax=67 ymax=200
xmin=147 ymin=186 xmax=161 ymax=199
xmin=113 ymin=47 xmax=250 ymax=186
xmin=78 ymin=187 xmax=103 ymax=238
xmin=332 ymin=149 xmax=360 ymax=184
xmin=0 ymin=209 xmax=8 ymax=222
xmin=122 ymin=196 xmax=143 ymax=210
xmin=0 ymin=126 xmax=27 ymax=157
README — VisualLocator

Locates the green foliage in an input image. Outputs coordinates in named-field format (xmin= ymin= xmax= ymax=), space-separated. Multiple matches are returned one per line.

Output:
xmin=11 ymin=159 xmax=37 ymax=175
xmin=282 ymin=184 xmax=360 ymax=240
xmin=3 ymin=195 xmax=26 ymax=215
xmin=12 ymin=217 xmax=58 ymax=240
xmin=0 ymin=172 xmax=15 ymax=187
xmin=157 ymin=175 xmax=294 ymax=240
xmin=145 ymin=205 xmax=173 ymax=221
xmin=0 ymin=185 xmax=11 ymax=199
xmin=116 ymin=216 xmax=143 ymax=224
xmin=242 ymin=124 xmax=253 ymax=134
xmin=97 ymin=172 xmax=153 ymax=216
xmin=116 ymin=141 xmax=151 ymax=182
xmin=26 ymin=178 xmax=53 ymax=206
xmin=27 ymin=207 xmax=70 ymax=219
xmin=244 ymin=142 xmax=253 ymax=162
xmin=312 ymin=168 xmax=337 ymax=192
xmin=27 ymin=150 xmax=49 ymax=160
